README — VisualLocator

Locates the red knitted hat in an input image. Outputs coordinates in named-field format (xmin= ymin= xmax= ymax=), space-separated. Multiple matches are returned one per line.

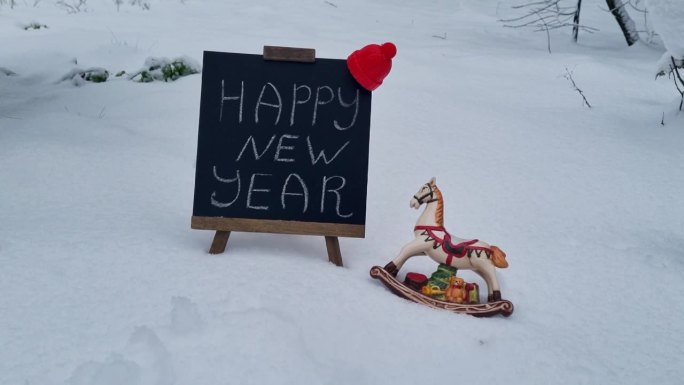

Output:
xmin=347 ymin=42 xmax=397 ymax=91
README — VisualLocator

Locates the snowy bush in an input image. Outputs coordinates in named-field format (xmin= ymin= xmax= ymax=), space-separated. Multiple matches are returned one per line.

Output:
xmin=55 ymin=57 xmax=199 ymax=87
xmin=60 ymin=67 xmax=109 ymax=86
xmin=130 ymin=56 xmax=200 ymax=83
xmin=22 ymin=22 xmax=48 ymax=30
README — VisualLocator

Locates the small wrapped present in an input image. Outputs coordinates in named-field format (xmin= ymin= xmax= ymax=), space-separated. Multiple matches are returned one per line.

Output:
xmin=404 ymin=272 xmax=428 ymax=291
xmin=465 ymin=282 xmax=479 ymax=304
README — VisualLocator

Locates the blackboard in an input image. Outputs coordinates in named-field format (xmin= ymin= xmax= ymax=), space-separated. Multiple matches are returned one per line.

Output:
xmin=191 ymin=50 xmax=372 ymax=238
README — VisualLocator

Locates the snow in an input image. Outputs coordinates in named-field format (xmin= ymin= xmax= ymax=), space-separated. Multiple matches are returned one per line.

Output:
xmin=169 ymin=296 xmax=205 ymax=335
xmin=1 ymin=1 xmax=683 ymax=384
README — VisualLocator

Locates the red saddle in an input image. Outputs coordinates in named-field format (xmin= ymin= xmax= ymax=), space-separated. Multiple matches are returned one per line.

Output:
xmin=415 ymin=225 xmax=485 ymax=265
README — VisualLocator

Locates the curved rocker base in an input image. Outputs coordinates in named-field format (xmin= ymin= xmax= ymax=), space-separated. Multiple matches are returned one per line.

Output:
xmin=370 ymin=266 xmax=514 ymax=318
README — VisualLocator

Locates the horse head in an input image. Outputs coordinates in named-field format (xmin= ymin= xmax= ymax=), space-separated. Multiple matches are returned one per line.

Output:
xmin=410 ymin=177 xmax=438 ymax=209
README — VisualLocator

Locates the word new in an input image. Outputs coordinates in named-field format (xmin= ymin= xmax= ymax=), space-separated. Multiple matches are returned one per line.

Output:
xmin=236 ymin=134 xmax=348 ymax=165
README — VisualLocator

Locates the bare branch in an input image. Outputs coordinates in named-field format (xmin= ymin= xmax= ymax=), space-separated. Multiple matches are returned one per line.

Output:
xmin=670 ymin=57 xmax=684 ymax=111
xmin=56 ymin=0 xmax=87 ymax=13
xmin=499 ymin=0 xmax=598 ymax=50
xmin=533 ymin=8 xmax=552 ymax=53
xmin=564 ymin=67 xmax=592 ymax=108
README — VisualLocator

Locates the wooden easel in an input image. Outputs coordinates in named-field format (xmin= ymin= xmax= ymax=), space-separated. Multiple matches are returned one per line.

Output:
xmin=208 ymin=229 xmax=342 ymax=267
xmin=202 ymin=46 xmax=346 ymax=267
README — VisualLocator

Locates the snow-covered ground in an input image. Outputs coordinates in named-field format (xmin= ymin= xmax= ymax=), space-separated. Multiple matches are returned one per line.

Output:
xmin=1 ymin=1 xmax=683 ymax=384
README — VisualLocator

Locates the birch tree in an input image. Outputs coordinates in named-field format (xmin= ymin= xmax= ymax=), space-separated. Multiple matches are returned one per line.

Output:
xmin=606 ymin=0 xmax=640 ymax=45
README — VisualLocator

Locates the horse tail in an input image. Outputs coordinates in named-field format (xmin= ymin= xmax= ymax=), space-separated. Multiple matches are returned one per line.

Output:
xmin=490 ymin=246 xmax=509 ymax=268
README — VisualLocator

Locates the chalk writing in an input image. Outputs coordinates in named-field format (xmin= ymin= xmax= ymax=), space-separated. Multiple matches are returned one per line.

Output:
xmin=255 ymin=83 xmax=282 ymax=125
xmin=210 ymin=171 xmax=354 ymax=216
xmin=220 ymin=80 xmax=243 ymax=123
xmin=281 ymin=173 xmax=308 ymax=213
xmin=247 ymin=173 xmax=271 ymax=210
xmin=235 ymin=135 xmax=276 ymax=162
xmin=307 ymin=137 xmax=350 ymax=165
xmin=334 ymin=88 xmax=359 ymax=130
xmin=218 ymin=81 xmax=360 ymax=130
xmin=321 ymin=176 xmax=353 ymax=218
xmin=290 ymin=84 xmax=311 ymax=126
xmin=274 ymin=134 xmax=298 ymax=163
xmin=210 ymin=167 xmax=240 ymax=208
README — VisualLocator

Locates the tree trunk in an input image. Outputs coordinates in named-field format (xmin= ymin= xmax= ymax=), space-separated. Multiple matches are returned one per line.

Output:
xmin=606 ymin=0 xmax=639 ymax=46
xmin=573 ymin=0 xmax=582 ymax=42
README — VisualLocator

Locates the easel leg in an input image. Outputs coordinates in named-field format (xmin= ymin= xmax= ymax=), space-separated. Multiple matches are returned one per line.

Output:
xmin=325 ymin=236 xmax=344 ymax=267
xmin=209 ymin=231 xmax=231 ymax=254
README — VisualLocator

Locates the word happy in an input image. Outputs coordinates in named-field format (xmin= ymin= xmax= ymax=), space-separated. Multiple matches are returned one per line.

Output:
xmin=218 ymin=80 xmax=360 ymax=129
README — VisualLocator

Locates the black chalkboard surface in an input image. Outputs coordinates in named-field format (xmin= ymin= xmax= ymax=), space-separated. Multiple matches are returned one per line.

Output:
xmin=192 ymin=50 xmax=372 ymax=238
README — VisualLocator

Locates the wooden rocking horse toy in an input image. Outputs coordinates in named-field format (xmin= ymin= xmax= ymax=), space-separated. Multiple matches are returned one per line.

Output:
xmin=370 ymin=177 xmax=514 ymax=317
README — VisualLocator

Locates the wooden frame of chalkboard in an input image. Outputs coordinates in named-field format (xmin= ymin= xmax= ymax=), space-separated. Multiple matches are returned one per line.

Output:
xmin=191 ymin=46 xmax=372 ymax=266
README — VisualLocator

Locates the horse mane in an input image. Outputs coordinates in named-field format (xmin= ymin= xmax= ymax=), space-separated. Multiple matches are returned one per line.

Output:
xmin=433 ymin=184 xmax=444 ymax=226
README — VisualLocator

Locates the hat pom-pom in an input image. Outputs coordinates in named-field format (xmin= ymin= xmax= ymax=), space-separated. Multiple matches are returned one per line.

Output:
xmin=381 ymin=42 xmax=397 ymax=59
